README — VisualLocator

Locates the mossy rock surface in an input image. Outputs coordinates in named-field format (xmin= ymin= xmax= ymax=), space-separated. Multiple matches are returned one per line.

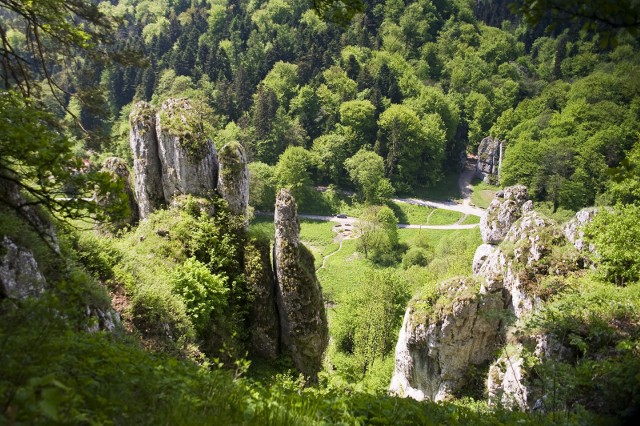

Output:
xmin=158 ymin=98 xmax=211 ymax=159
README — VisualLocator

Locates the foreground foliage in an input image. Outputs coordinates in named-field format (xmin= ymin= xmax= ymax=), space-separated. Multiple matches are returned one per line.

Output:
xmin=1 ymin=301 xmax=609 ymax=425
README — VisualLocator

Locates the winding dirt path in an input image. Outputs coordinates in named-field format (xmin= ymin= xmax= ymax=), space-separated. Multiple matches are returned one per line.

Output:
xmin=316 ymin=238 xmax=344 ymax=271
xmin=392 ymin=158 xmax=484 ymax=219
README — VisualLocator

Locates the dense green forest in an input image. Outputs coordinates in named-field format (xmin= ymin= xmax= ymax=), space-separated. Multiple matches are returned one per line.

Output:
xmin=1 ymin=0 xmax=640 ymax=424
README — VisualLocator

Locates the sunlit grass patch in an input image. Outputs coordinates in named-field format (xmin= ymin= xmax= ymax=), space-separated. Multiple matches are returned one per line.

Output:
xmin=427 ymin=209 xmax=464 ymax=225
xmin=389 ymin=201 xmax=433 ymax=224
xmin=470 ymin=178 xmax=498 ymax=208
xmin=461 ymin=214 xmax=481 ymax=225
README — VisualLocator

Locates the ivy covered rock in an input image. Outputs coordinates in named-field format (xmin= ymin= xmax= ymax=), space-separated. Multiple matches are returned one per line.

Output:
xmin=476 ymin=136 xmax=503 ymax=184
xmin=129 ymin=102 xmax=164 ymax=219
xmin=0 ymin=236 xmax=46 ymax=300
xmin=480 ymin=185 xmax=529 ymax=244
xmin=390 ymin=277 xmax=504 ymax=401
xmin=156 ymin=99 xmax=219 ymax=201
xmin=217 ymin=141 xmax=249 ymax=220
xmin=99 ymin=157 xmax=139 ymax=228
xmin=273 ymin=189 xmax=328 ymax=380
xmin=244 ymin=239 xmax=280 ymax=359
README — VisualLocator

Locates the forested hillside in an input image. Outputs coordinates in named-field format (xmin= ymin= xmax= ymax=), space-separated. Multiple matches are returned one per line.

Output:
xmin=1 ymin=0 xmax=640 ymax=424
xmin=91 ymin=0 xmax=638 ymax=211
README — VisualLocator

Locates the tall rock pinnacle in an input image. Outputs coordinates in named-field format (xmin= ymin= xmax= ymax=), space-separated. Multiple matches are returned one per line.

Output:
xmin=273 ymin=188 xmax=328 ymax=380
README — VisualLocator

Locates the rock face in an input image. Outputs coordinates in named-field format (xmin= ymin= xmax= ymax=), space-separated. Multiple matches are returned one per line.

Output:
xmin=487 ymin=345 xmax=528 ymax=410
xmin=156 ymin=99 xmax=218 ymax=200
xmin=480 ymin=185 xmax=529 ymax=244
xmin=244 ymin=239 xmax=280 ymax=359
xmin=273 ymin=189 xmax=328 ymax=379
xmin=0 ymin=236 xmax=47 ymax=300
xmin=476 ymin=136 xmax=503 ymax=184
xmin=129 ymin=99 xmax=224 ymax=220
xmin=472 ymin=244 xmax=498 ymax=275
xmin=217 ymin=141 xmax=249 ymax=219
xmin=390 ymin=277 xmax=504 ymax=401
xmin=86 ymin=305 xmax=121 ymax=333
xmin=563 ymin=207 xmax=599 ymax=253
xmin=0 ymin=236 xmax=121 ymax=333
xmin=129 ymin=102 xmax=165 ymax=219
xmin=481 ymin=210 xmax=566 ymax=319
xmin=99 ymin=157 xmax=139 ymax=227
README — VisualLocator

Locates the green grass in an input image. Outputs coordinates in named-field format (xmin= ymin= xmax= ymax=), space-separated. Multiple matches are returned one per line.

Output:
xmin=318 ymin=227 xmax=483 ymax=307
xmin=426 ymin=209 xmax=464 ymax=225
xmin=389 ymin=202 xmax=467 ymax=226
xmin=388 ymin=201 xmax=434 ymax=224
xmin=469 ymin=178 xmax=498 ymax=208
xmin=298 ymin=190 xmax=364 ymax=218
xmin=299 ymin=219 xmax=340 ymax=269
xmin=398 ymin=228 xmax=476 ymax=251
xmin=460 ymin=214 xmax=481 ymax=225
xmin=248 ymin=215 xmax=275 ymax=240
xmin=317 ymin=239 xmax=372 ymax=305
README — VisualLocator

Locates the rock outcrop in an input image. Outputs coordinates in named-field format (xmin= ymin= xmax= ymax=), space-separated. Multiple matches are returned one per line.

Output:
xmin=480 ymin=210 xmax=567 ymax=319
xmin=563 ymin=207 xmax=599 ymax=253
xmin=99 ymin=157 xmax=139 ymax=227
xmin=487 ymin=344 xmax=528 ymax=410
xmin=476 ymin=136 xmax=503 ymax=184
xmin=129 ymin=99 xmax=224 ymax=220
xmin=273 ymin=189 xmax=328 ymax=380
xmin=244 ymin=239 xmax=280 ymax=359
xmin=0 ymin=236 xmax=121 ymax=333
xmin=472 ymin=244 xmax=498 ymax=275
xmin=390 ymin=277 xmax=504 ymax=401
xmin=156 ymin=99 xmax=218 ymax=200
xmin=126 ymin=98 xmax=333 ymax=374
xmin=480 ymin=185 xmax=529 ymax=244
xmin=129 ymin=102 xmax=165 ymax=219
xmin=0 ymin=236 xmax=47 ymax=300
xmin=391 ymin=186 xmax=587 ymax=406
xmin=217 ymin=141 xmax=249 ymax=219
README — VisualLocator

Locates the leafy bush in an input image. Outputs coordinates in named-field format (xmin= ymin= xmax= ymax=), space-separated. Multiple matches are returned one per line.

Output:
xmin=525 ymin=276 xmax=640 ymax=415
xmin=172 ymin=258 xmax=228 ymax=335
xmin=331 ymin=270 xmax=410 ymax=380
xmin=402 ymin=246 xmax=433 ymax=269
xmin=585 ymin=204 xmax=640 ymax=285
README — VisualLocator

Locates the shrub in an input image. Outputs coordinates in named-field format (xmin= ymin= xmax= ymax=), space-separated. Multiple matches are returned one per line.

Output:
xmin=172 ymin=258 xmax=229 ymax=335
xmin=585 ymin=204 xmax=640 ymax=285
xmin=402 ymin=246 xmax=433 ymax=269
